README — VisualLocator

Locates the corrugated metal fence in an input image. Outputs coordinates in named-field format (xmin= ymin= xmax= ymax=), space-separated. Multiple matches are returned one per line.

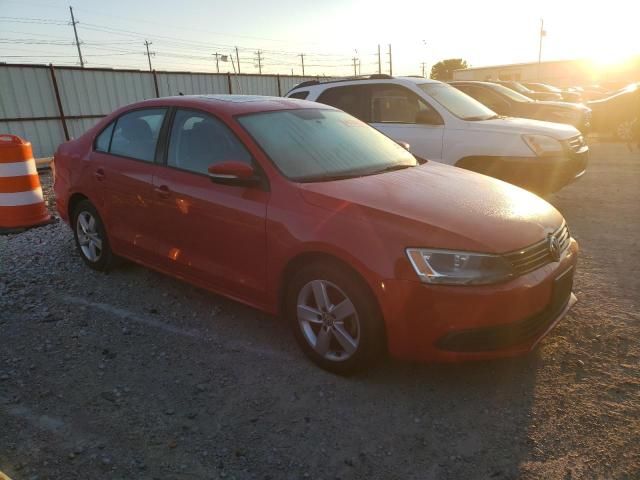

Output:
xmin=0 ymin=63 xmax=335 ymax=158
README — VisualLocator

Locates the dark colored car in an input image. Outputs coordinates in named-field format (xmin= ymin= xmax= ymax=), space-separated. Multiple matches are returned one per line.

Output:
xmin=494 ymin=81 xmax=562 ymax=101
xmin=450 ymin=81 xmax=592 ymax=133
xmin=522 ymin=82 xmax=582 ymax=103
xmin=53 ymin=94 xmax=579 ymax=374
xmin=588 ymin=83 xmax=640 ymax=140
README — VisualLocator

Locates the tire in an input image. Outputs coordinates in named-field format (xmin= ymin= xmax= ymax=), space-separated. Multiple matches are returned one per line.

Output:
xmin=285 ymin=261 xmax=386 ymax=375
xmin=72 ymin=200 xmax=115 ymax=271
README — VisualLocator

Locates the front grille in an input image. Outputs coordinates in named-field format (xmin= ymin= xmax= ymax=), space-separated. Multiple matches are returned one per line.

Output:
xmin=436 ymin=267 xmax=574 ymax=352
xmin=503 ymin=223 xmax=570 ymax=276
xmin=567 ymin=134 xmax=586 ymax=152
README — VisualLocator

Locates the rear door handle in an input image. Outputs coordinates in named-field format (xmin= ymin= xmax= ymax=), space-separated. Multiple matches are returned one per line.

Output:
xmin=94 ymin=168 xmax=105 ymax=181
xmin=154 ymin=184 xmax=171 ymax=198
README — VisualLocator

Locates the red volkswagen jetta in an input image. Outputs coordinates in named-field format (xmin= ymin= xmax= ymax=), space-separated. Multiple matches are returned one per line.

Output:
xmin=54 ymin=95 xmax=578 ymax=374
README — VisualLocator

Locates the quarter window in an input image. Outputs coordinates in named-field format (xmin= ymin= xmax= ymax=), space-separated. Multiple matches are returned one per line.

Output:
xmin=167 ymin=109 xmax=252 ymax=175
xmin=288 ymin=91 xmax=310 ymax=100
xmin=110 ymin=108 xmax=167 ymax=162
xmin=94 ymin=122 xmax=114 ymax=152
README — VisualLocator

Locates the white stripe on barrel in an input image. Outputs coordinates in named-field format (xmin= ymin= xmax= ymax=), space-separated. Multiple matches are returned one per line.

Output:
xmin=0 ymin=161 xmax=38 ymax=177
xmin=0 ymin=187 xmax=44 ymax=206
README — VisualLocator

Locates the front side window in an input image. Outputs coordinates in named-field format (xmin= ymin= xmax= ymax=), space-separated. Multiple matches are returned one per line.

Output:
xmin=167 ymin=109 xmax=252 ymax=175
xmin=369 ymin=84 xmax=440 ymax=124
xmin=237 ymin=109 xmax=417 ymax=182
xmin=418 ymin=83 xmax=497 ymax=121
xmin=94 ymin=122 xmax=114 ymax=152
xmin=110 ymin=108 xmax=167 ymax=162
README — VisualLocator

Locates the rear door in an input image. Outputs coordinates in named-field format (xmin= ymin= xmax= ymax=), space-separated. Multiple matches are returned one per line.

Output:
xmin=90 ymin=107 xmax=168 ymax=265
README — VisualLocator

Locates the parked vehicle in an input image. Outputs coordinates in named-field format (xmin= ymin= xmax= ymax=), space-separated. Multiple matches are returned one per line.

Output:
xmin=521 ymin=82 xmax=582 ymax=103
xmin=494 ymin=80 xmax=562 ymax=101
xmin=287 ymin=76 xmax=588 ymax=194
xmin=53 ymin=95 xmax=579 ymax=374
xmin=588 ymin=83 xmax=640 ymax=140
xmin=450 ymin=81 xmax=592 ymax=132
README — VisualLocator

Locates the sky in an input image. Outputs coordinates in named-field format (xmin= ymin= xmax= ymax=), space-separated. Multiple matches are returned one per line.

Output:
xmin=1 ymin=0 xmax=638 ymax=76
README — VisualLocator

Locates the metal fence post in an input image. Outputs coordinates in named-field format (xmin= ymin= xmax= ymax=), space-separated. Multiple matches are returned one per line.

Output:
xmin=152 ymin=69 xmax=160 ymax=98
xmin=49 ymin=64 xmax=70 ymax=141
xmin=277 ymin=74 xmax=282 ymax=97
xmin=227 ymin=72 xmax=233 ymax=94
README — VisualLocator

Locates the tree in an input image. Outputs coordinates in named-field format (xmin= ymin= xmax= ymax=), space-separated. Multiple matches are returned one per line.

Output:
xmin=430 ymin=58 xmax=468 ymax=81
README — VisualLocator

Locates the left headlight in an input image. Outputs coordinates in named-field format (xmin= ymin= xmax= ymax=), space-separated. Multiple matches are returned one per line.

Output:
xmin=406 ymin=248 xmax=514 ymax=285
xmin=522 ymin=134 xmax=564 ymax=157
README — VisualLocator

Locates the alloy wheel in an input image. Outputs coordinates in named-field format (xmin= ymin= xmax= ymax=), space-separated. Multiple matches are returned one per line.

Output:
xmin=296 ymin=279 xmax=360 ymax=362
xmin=76 ymin=211 xmax=103 ymax=262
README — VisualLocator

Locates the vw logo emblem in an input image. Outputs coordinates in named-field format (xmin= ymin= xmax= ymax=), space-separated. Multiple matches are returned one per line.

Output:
xmin=548 ymin=234 xmax=561 ymax=262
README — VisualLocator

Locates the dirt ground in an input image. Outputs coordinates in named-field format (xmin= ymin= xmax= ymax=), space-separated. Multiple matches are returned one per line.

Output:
xmin=1 ymin=142 xmax=639 ymax=480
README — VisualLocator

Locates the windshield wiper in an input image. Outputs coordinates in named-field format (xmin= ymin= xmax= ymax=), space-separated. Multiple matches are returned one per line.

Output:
xmin=464 ymin=114 xmax=500 ymax=121
xmin=366 ymin=163 xmax=415 ymax=175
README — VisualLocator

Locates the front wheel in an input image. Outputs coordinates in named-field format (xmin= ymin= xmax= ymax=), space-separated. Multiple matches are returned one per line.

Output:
xmin=286 ymin=262 xmax=386 ymax=374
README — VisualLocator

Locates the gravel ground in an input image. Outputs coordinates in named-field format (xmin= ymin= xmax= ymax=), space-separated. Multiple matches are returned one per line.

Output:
xmin=1 ymin=142 xmax=639 ymax=480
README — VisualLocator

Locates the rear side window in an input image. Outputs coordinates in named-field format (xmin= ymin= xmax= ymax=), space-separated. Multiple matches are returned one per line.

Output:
xmin=167 ymin=109 xmax=252 ymax=175
xmin=94 ymin=122 xmax=114 ymax=152
xmin=368 ymin=84 xmax=439 ymax=124
xmin=110 ymin=108 xmax=167 ymax=162
xmin=288 ymin=91 xmax=309 ymax=100
xmin=317 ymin=85 xmax=370 ymax=122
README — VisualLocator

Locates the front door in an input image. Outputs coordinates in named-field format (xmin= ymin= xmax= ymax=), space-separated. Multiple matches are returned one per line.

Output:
xmin=152 ymin=108 xmax=269 ymax=304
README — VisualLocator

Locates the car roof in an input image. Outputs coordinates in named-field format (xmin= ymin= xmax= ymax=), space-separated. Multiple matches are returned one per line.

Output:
xmin=111 ymin=94 xmax=330 ymax=116
xmin=288 ymin=76 xmax=441 ymax=94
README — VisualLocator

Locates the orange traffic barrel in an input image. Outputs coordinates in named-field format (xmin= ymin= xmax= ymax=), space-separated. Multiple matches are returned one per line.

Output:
xmin=0 ymin=134 xmax=51 ymax=229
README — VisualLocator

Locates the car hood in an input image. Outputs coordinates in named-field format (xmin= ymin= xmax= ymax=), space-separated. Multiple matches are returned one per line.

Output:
xmin=298 ymin=162 xmax=564 ymax=254
xmin=531 ymin=100 xmax=591 ymax=113
xmin=469 ymin=116 xmax=579 ymax=139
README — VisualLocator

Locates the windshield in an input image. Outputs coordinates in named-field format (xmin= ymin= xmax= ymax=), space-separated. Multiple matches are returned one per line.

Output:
xmin=418 ymin=83 xmax=497 ymax=120
xmin=489 ymin=83 xmax=534 ymax=103
xmin=237 ymin=109 xmax=417 ymax=182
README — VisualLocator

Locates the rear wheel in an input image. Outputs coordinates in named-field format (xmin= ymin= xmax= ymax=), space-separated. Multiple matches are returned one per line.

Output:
xmin=286 ymin=262 xmax=386 ymax=374
xmin=72 ymin=200 xmax=115 ymax=271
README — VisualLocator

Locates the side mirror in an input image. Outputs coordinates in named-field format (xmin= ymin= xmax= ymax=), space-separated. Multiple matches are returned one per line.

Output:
xmin=415 ymin=109 xmax=443 ymax=125
xmin=208 ymin=161 xmax=261 ymax=187
xmin=396 ymin=141 xmax=411 ymax=151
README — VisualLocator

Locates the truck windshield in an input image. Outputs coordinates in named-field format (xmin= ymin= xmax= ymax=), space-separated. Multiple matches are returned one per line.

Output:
xmin=490 ymin=84 xmax=534 ymax=103
xmin=418 ymin=83 xmax=497 ymax=121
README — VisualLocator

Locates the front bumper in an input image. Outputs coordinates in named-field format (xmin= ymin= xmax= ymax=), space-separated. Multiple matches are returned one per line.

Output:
xmin=378 ymin=239 xmax=578 ymax=362
xmin=456 ymin=149 xmax=588 ymax=194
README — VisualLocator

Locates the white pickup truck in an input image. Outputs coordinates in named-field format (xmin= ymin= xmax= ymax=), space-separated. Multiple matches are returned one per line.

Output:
xmin=286 ymin=75 xmax=588 ymax=194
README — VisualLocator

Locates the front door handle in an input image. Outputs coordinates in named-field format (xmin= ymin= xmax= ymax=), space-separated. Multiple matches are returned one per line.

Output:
xmin=94 ymin=168 xmax=105 ymax=181
xmin=154 ymin=184 xmax=171 ymax=199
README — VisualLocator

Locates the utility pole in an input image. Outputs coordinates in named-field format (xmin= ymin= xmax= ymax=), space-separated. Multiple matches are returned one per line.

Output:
xmin=213 ymin=52 xmax=221 ymax=73
xmin=377 ymin=44 xmax=382 ymax=74
xmin=538 ymin=18 xmax=545 ymax=80
xmin=144 ymin=40 xmax=155 ymax=72
xmin=420 ymin=62 xmax=427 ymax=78
xmin=235 ymin=47 xmax=241 ymax=74
xmin=255 ymin=50 xmax=263 ymax=74
xmin=387 ymin=43 xmax=393 ymax=76
xmin=299 ymin=53 xmax=305 ymax=76
xmin=352 ymin=57 xmax=359 ymax=76
xmin=69 ymin=6 xmax=84 ymax=68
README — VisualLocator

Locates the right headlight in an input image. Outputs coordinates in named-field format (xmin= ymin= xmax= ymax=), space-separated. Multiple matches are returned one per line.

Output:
xmin=405 ymin=248 xmax=514 ymax=285
xmin=522 ymin=134 xmax=564 ymax=157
